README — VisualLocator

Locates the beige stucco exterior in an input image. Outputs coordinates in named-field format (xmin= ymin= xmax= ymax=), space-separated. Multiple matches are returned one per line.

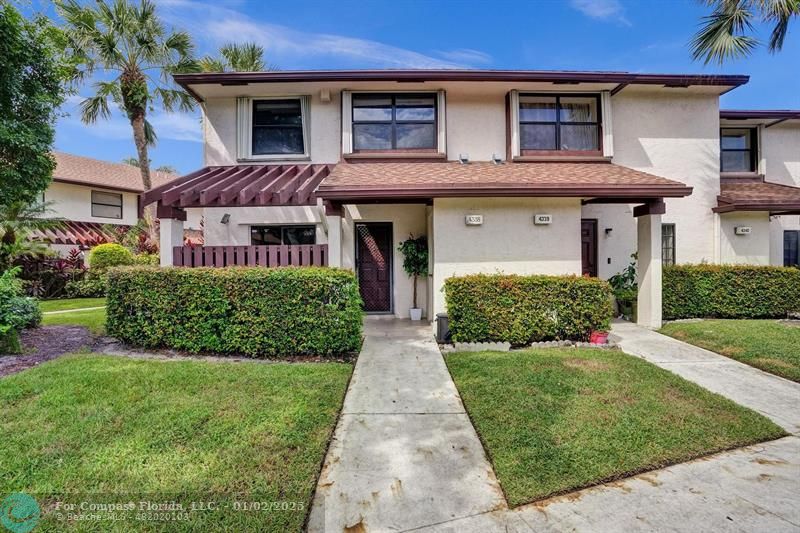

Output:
xmin=431 ymin=197 xmax=582 ymax=316
xmin=186 ymin=77 xmax=799 ymax=328
xmin=762 ymin=123 xmax=800 ymax=266
xmin=45 ymin=181 xmax=140 ymax=226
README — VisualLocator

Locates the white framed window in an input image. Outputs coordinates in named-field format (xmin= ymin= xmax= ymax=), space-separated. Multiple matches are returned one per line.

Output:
xmin=91 ymin=190 xmax=123 ymax=219
xmin=342 ymin=90 xmax=446 ymax=155
xmin=237 ymin=96 xmax=310 ymax=161
xmin=509 ymin=90 xmax=612 ymax=158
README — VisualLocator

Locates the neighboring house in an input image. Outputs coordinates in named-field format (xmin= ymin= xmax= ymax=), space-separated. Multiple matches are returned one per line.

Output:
xmin=34 ymin=152 xmax=202 ymax=254
xmin=142 ymin=70 xmax=800 ymax=329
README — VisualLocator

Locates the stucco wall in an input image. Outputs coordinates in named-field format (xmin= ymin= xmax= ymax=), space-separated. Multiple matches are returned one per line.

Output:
xmin=342 ymin=204 xmax=429 ymax=319
xmin=720 ymin=212 xmax=771 ymax=265
xmin=432 ymin=197 xmax=582 ymax=316
xmin=763 ymin=123 xmax=800 ymax=265
xmin=45 ymin=182 xmax=139 ymax=225
xmin=202 ymin=205 xmax=324 ymax=246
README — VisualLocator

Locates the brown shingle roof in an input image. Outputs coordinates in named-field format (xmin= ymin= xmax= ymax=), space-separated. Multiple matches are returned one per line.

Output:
xmin=317 ymin=161 xmax=692 ymax=200
xmin=716 ymin=180 xmax=800 ymax=213
xmin=53 ymin=152 xmax=179 ymax=192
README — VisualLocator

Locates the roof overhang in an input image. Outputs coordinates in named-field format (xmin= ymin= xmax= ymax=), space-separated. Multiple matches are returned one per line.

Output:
xmin=52 ymin=177 xmax=143 ymax=194
xmin=31 ymin=220 xmax=128 ymax=247
xmin=720 ymin=109 xmax=800 ymax=127
xmin=714 ymin=179 xmax=800 ymax=215
xmin=175 ymin=69 xmax=748 ymax=102
xmin=317 ymin=161 xmax=693 ymax=203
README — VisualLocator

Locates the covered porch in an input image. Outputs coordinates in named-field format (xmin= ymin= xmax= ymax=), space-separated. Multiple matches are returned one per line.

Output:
xmin=142 ymin=160 xmax=693 ymax=329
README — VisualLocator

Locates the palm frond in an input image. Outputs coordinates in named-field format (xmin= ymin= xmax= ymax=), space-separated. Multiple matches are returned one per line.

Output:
xmin=221 ymin=42 xmax=265 ymax=72
xmin=144 ymin=118 xmax=158 ymax=146
xmin=763 ymin=0 xmax=799 ymax=52
xmin=690 ymin=0 xmax=759 ymax=64
xmin=198 ymin=56 xmax=225 ymax=73
xmin=79 ymin=94 xmax=111 ymax=123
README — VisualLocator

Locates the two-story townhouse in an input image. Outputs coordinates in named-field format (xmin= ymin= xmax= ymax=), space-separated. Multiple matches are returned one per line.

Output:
xmin=34 ymin=152 xmax=202 ymax=255
xmin=142 ymin=69 xmax=800 ymax=330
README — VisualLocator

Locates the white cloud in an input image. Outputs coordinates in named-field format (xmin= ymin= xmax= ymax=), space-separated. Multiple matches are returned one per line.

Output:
xmin=569 ymin=0 xmax=631 ymax=26
xmin=60 ymin=94 xmax=202 ymax=144
xmin=157 ymin=0 xmax=491 ymax=69
xmin=435 ymin=48 xmax=493 ymax=65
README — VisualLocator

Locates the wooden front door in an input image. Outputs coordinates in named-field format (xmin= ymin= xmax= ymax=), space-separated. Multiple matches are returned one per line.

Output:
xmin=581 ymin=219 xmax=598 ymax=277
xmin=356 ymin=223 xmax=392 ymax=313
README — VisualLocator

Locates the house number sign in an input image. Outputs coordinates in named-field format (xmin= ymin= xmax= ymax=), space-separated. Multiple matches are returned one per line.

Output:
xmin=465 ymin=215 xmax=483 ymax=226
xmin=534 ymin=214 xmax=553 ymax=225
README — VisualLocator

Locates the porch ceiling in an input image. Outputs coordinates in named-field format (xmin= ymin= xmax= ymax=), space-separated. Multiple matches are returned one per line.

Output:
xmin=317 ymin=161 xmax=693 ymax=202
xmin=141 ymin=164 xmax=333 ymax=208
xmin=714 ymin=179 xmax=800 ymax=215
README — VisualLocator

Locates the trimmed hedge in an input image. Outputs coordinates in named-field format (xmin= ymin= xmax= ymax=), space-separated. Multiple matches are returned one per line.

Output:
xmin=445 ymin=274 xmax=613 ymax=345
xmin=107 ymin=266 xmax=363 ymax=357
xmin=663 ymin=264 xmax=800 ymax=319
xmin=88 ymin=243 xmax=134 ymax=270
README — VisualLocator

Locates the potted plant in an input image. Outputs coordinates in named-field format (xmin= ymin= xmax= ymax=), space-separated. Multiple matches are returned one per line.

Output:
xmin=398 ymin=234 xmax=428 ymax=321
xmin=608 ymin=253 xmax=638 ymax=322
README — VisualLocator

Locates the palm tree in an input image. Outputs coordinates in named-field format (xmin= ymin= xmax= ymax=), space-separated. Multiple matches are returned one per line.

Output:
xmin=691 ymin=0 xmax=798 ymax=64
xmin=199 ymin=42 xmax=268 ymax=72
xmin=57 ymin=0 xmax=198 ymax=190
xmin=0 ymin=200 xmax=61 ymax=270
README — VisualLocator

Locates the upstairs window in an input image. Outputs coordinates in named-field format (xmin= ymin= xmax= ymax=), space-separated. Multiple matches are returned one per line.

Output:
xmin=91 ymin=190 xmax=122 ymax=219
xmin=519 ymin=94 xmax=600 ymax=152
xmin=237 ymin=96 xmax=310 ymax=160
xmin=352 ymin=94 xmax=437 ymax=151
xmin=720 ymin=128 xmax=756 ymax=172
xmin=251 ymin=225 xmax=315 ymax=246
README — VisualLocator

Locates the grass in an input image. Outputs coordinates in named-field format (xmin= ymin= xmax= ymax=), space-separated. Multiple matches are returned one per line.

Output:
xmin=0 ymin=354 xmax=351 ymax=532
xmin=39 ymin=298 xmax=106 ymax=313
xmin=446 ymin=348 xmax=785 ymax=507
xmin=660 ymin=320 xmax=800 ymax=382
xmin=41 ymin=307 xmax=107 ymax=335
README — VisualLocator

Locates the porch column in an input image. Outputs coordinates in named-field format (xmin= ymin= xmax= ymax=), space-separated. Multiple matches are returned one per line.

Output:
xmin=634 ymin=201 xmax=664 ymax=329
xmin=157 ymin=202 xmax=186 ymax=267
xmin=326 ymin=214 xmax=342 ymax=267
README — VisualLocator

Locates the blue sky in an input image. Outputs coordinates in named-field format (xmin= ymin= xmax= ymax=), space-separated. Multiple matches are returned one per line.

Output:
xmin=38 ymin=0 xmax=799 ymax=174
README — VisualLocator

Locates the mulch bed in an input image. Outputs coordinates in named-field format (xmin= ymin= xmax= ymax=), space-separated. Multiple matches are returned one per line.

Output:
xmin=0 ymin=326 xmax=93 ymax=378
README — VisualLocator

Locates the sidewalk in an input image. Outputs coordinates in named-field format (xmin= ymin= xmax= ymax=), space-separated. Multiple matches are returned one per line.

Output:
xmin=611 ymin=320 xmax=800 ymax=434
xmin=307 ymin=319 xmax=506 ymax=532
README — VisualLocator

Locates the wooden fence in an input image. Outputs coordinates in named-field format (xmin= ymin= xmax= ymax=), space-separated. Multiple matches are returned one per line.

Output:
xmin=172 ymin=244 xmax=328 ymax=267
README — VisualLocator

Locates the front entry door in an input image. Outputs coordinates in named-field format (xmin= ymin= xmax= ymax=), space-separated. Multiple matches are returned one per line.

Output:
xmin=356 ymin=223 xmax=392 ymax=313
xmin=581 ymin=219 xmax=598 ymax=277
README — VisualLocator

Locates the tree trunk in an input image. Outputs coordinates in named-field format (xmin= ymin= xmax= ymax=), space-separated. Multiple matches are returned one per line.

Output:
xmin=412 ymin=274 xmax=418 ymax=308
xmin=130 ymin=110 xmax=152 ymax=191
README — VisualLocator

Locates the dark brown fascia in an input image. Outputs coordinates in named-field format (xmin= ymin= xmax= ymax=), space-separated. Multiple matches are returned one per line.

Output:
xmin=317 ymin=184 xmax=693 ymax=201
xmin=53 ymin=177 xmax=144 ymax=194
xmin=720 ymin=110 xmax=800 ymax=120
xmin=174 ymin=70 xmax=749 ymax=102
xmin=713 ymin=198 xmax=800 ymax=213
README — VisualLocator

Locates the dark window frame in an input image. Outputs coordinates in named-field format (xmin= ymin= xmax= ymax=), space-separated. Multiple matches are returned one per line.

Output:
xmin=351 ymin=93 xmax=438 ymax=152
xmin=251 ymin=98 xmax=306 ymax=156
xmin=720 ymin=127 xmax=758 ymax=173
xmin=250 ymin=225 xmax=316 ymax=246
xmin=518 ymin=93 xmax=602 ymax=153
xmin=662 ymin=223 xmax=676 ymax=266
xmin=91 ymin=190 xmax=123 ymax=219
xmin=785 ymin=230 xmax=800 ymax=267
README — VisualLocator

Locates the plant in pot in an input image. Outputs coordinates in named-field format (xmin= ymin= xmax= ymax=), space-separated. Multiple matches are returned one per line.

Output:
xmin=608 ymin=253 xmax=638 ymax=322
xmin=398 ymin=234 xmax=428 ymax=321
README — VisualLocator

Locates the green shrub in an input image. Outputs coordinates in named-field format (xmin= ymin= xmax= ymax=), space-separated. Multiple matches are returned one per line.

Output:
xmin=107 ymin=266 xmax=363 ymax=357
xmin=445 ymin=274 xmax=613 ymax=345
xmin=88 ymin=243 xmax=134 ymax=270
xmin=131 ymin=253 xmax=159 ymax=266
xmin=1 ymin=267 xmax=41 ymax=353
xmin=663 ymin=264 xmax=800 ymax=319
xmin=65 ymin=272 xmax=107 ymax=297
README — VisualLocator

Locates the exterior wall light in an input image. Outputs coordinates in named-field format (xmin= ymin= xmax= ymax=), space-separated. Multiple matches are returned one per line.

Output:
xmin=220 ymin=213 xmax=231 ymax=224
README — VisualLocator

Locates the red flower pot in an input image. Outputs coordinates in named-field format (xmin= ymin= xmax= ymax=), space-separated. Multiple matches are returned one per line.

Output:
xmin=590 ymin=331 xmax=609 ymax=345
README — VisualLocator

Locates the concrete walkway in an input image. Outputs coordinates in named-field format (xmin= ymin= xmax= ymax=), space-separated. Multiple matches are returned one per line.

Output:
xmin=611 ymin=320 xmax=800 ymax=434
xmin=307 ymin=319 xmax=505 ymax=532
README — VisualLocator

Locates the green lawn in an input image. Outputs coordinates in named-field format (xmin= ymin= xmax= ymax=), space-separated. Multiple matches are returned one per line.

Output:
xmin=446 ymin=348 xmax=785 ymax=506
xmin=42 ymin=307 xmax=107 ymax=335
xmin=660 ymin=320 xmax=800 ymax=382
xmin=0 ymin=354 xmax=351 ymax=532
xmin=39 ymin=297 xmax=106 ymax=313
